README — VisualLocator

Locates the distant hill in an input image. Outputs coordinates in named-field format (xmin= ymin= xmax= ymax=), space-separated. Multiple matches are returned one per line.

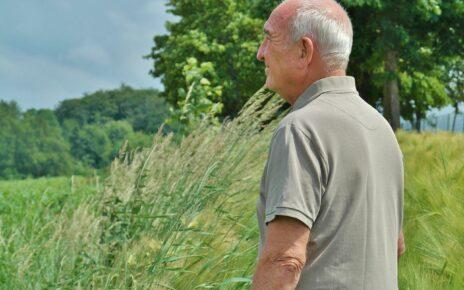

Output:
xmin=55 ymin=84 xmax=169 ymax=133
xmin=0 ymin=84 xmax=170 ymax=179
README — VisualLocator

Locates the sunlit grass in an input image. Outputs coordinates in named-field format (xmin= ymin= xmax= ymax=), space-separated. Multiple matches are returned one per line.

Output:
xmin=397 ymin=131 xmax=464 ymax=289
xmin=0 ymin=176 xmax=101 ymax=288
xmin=1 ymin=92 xmax=463 ymax=289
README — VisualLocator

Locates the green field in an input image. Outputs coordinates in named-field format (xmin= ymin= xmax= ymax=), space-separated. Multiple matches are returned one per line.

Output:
xmin=1 ymin=94 xmax=463 ymax=289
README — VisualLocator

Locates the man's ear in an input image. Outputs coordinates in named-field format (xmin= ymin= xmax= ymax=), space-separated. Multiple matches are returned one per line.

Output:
xmin=300 ymin=36 xmax=314 ymax=66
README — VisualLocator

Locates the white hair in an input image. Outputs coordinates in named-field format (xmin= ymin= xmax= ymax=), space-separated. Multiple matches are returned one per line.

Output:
xmin=289 ymin=0 xmax=353 ymax=72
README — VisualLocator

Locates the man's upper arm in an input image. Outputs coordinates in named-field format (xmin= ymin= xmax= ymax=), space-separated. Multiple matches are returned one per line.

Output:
xmin=264 ymin=123 xmax=326 ymax=229
xmin=261 ymin=215 xmax=310 ymax=268
xmin=398 ymin=229 xmax=406 ymax=259
xmin=252 ymin=216 xmax=310 ymax=289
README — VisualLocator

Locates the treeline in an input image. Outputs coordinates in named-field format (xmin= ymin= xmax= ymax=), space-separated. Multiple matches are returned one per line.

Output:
xmin=0 ymin=85 xmax=169 ymax=180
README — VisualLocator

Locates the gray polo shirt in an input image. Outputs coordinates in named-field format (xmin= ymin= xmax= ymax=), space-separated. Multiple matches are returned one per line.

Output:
xmin=256 ymin=76 xmax=404 ymax=289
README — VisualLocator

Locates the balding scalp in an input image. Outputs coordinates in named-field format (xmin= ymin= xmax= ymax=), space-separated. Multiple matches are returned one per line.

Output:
xmin=287 ymin=0 xmax=353 ymax=72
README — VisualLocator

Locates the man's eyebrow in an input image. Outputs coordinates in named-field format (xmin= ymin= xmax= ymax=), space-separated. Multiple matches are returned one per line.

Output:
xmin=263 ymin=28 xmax=272 ymax=37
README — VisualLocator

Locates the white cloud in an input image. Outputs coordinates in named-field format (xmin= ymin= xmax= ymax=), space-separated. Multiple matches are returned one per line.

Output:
xmin=50 ymin=0 xmax=72 ymax=9
xmin=0 ymin=0 xmax=172 ymax=109
xmin=0 ymin=45 xmax=114 ymax=109
xmin=66 ymin=41 xmax=110 ymax=66
xmin=143 ymin=0 xmax=176 ymax=22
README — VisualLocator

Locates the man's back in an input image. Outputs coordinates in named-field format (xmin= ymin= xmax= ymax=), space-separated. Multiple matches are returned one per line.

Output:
xmin=256 ymin=76 xmax=404 ymax=289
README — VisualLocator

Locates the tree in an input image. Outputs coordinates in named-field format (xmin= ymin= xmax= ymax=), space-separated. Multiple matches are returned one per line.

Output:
xmin=145 ymin=0 xmax=265 ymax=119
xmin=68 ymin=120 xmax=152 ymax=170
xmin=15 ymin=109 xmax=74 ymax=177
xmin=117 ymin=86 xmax=170 ymax=134
xmin=444 ymin=58 xmax=464 ymax=132
xmin=103 ymin=120 xmax=151 ymax=160
xmin=70 ymin=124 xmax=113 ymax=169
xmin=343 ymin=0 xmax=463 ymax=131
xmin=0 ymin=101 xmax=22 ymax=178
xmin=399 ymin=69 xmax=448 ymax=131
xmin=164 ymin=57 xmax=224 ymax=136
xmin=55 ymin=84 xmax=169 ymax=133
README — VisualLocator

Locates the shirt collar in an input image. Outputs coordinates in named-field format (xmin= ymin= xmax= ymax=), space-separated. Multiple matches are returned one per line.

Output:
xmin=291 ymin=76 xmax=357 ymax=112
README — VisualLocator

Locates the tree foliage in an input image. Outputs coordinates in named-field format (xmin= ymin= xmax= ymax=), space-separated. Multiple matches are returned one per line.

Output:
xmin=445 ymin=58 xmax=464 ymax=111
xmin=145 ymin=0 xmax=266 ymax=119
xmin=15 ymin=109 xmax=74 ymax=177
xmin=0 ymin=103 xmax=74 ymax=179
xmin=343 ymin=0 xmax=463 ymax=130
xmin=0 ymin=85 xmax=167 ymax=179
xmin=165 ymin=57 xmax=224 ymax=136
xmin=0 ymin=101 xmax=22 ymax=179
xmin=55 ymin=84 xmax=169 ymax=133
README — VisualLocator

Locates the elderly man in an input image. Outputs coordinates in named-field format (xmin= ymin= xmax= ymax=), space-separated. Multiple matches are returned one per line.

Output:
xmin=252 ymin=0 xmax=405 ymax=289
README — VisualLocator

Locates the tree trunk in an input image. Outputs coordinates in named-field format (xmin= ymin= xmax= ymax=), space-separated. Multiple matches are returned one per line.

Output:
xmin=451 ymin=103 xmax=459 ymax=132
xmin=383 ymin=51 xmax=401 ymax=131
xmin=414 ymin=112 xmax=421 ymax=132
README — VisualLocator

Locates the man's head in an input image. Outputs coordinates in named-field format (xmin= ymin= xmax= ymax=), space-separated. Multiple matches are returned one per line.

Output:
xmin=256 ymin=0 xmax=353 ymax=104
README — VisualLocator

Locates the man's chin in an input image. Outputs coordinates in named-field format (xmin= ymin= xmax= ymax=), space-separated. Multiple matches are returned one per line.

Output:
xmin=264 ymin=79 xmax=274 ymax=90
xmin=264 ymin=81 xmax=281 ymax=95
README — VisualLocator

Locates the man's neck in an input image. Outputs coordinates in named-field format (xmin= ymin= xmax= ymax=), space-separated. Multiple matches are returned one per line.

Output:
xmin=287 ymin=70 xmax=347 ymax=106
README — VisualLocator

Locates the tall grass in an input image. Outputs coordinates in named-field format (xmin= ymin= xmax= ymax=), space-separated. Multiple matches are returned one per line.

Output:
xmin=396 ymin=131 xmax=464 ymax=289
xmin=0 ymin=91 xmax=463 ymax=289
xmin=0 ymin=176 xmax=101 ymax=288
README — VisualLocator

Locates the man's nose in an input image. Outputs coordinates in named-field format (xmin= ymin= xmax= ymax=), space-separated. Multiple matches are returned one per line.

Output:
xmin=256 ymin=41 xmax=265 ymax=62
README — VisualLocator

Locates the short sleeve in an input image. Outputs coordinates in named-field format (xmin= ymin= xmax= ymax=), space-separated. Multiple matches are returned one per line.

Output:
xmin=264 ymin=124 xmax=326 ymax=230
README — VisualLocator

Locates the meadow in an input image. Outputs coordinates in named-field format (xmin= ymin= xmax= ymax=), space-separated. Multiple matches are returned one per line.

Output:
xmin=1 ymin=92 xmax=463 ymax=289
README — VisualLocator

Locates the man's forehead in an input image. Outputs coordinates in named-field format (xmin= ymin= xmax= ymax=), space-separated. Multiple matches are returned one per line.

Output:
xmin=265 ymin=0 xmax=300 ymax=33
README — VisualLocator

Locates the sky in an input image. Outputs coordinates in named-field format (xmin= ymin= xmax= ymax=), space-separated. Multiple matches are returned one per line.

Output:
xmin=0 ymin=0 xmax=176 ymax=110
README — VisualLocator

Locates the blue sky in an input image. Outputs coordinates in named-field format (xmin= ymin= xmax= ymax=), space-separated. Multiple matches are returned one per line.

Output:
xmin=0 ymin=0 xmax=175 ymax=110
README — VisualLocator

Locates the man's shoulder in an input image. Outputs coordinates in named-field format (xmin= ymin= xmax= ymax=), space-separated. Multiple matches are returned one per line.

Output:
xmin=274 ymin=113 xmax=310 ymax=137
xmin=274 ymin=104 xmax=325 ymax=138
xmin=287 ymin=91 xmax=392 ymax=134
xmin=269 ymin=113 xmax=316 ymax=150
